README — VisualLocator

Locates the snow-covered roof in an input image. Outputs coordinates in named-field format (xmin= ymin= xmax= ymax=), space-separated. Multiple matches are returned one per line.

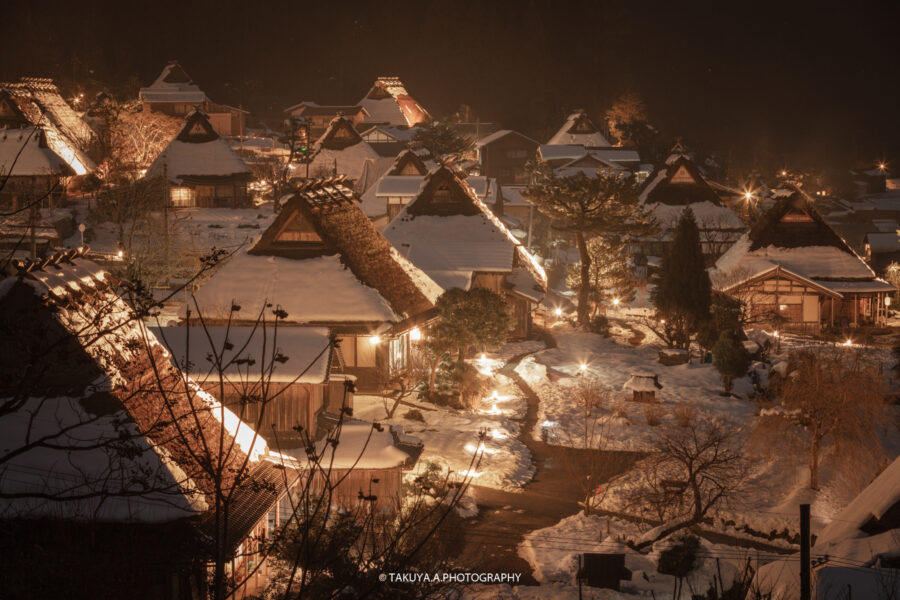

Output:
xmin=465 ymin=175 xmax=499 ymax=204
xmin=186 ymin=253 xmax=400 ymax=323
xmin=152 ymin=326 xmax=333 ymax=384
xmin=383 ymin=167 xmax=546 ymax=298
xmin=539 ymin=144 xmax=640 ymax=164
xmin=146 ymin=111 xmax=251 ymax=183
xmin=360 ymin=124 xmax=418 ymax=143
xmin=309 ymin=116 xmax=379 ymax=180
xmin=622 ymin=372 xmax=662 ymax=392
xmin=755 ymin=457 xmax=900 ymax=599
xmin=0 ymin=127 xmax=74 ymax=176
xmin=547 ymin=110 xmax=611 ymax=147
xmin=312 ymin=422 xmax=413 ymax=469
xmin=0 ymin=81 xmax=96 ymax=175
xmin=0 ymin=251 xmax=276 ymax=523
xmin=359 ymin=77 xmax=430 ymax=126
xmin=475 ymin=129 xmax=538 ymax=148
xmin=139 ymin=61 xmax=209 ymax=104
xmin=500 ymin=185 xmax=532 ymax=207
xmin=712 ymin=190 xmax=882 ymax=286
xmin=377 ymin=175 xmax=425 ymax=197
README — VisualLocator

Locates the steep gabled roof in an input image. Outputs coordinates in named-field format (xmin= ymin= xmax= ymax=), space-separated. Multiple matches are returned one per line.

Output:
xmin=639 ymin=154 xmax=723 ymax=206
xmin=384 ymin=167 xmax=547 ymax=298
xmin=713 ymin=187 xmax=879 ymax=284
xmin=146 ymin=110 xmax=251 ymax=184
xmin=0 ymin=78 xmax=97 ymax=175
xmin=547 ymin=110 xmax=610 ymax=147
xmin=317 ymin=115 xmax=365 ymax=150
xmin=139 ymin=61 xmax=208 ymax=104
xmin=190 ymin=178 xmax=440 ymax=325
xmin=307 ymin=116 xmax=380 ymax=180
xmin=475 ymin=129 xmax=539 ymax=148
xmin=0 ymin=250 xmax=278 ymax=526
xmin=386 ymin=149 xmax=428 ymax=176
xmin=0 ymin=127 xmax=75 ymax=177
xmin=359 ymin=76 xmax=431 ymax=126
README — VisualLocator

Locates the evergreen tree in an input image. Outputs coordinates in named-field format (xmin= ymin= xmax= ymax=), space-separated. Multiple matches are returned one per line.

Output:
xmin=652 ymin=207 xmax=711 ymax=348
xmin=711 ymin=330 xmax=751 ymax=394
xmin=527 ymin=167 xmax=655 ymax=328
xmin=565 ymin=235 xmax=635 ymax=316
xmin=412 ymin=121 xmax=472 ymax=163
xmin=432 ymin=287 xmax=513 ymax=363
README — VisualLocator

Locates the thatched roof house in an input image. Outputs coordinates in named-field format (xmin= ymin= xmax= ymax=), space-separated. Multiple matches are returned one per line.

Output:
xmin=358 ymin=76 xmax=431 ymax=126
xmin=547 ymin=109 xmax=611 ymax=147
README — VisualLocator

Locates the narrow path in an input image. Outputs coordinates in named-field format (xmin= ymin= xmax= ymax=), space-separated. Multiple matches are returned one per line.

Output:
xmin=453 ymin=340 xmax=642 ymax=583
xmin=453 ymin=333 xmax=793 ymax=583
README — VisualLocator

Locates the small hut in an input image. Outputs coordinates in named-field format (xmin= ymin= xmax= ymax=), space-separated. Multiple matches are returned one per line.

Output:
xmin=622 ymin=372 xmax=662 ymax=402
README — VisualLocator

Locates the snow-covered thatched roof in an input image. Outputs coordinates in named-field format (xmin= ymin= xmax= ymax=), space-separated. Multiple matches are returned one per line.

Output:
xmin=0 ymin=127 xmax=75 ymax=176
xmin=0 ymin=250 xmax=289 ymax=528
xmin=384 ymin=166 xmax=546 ymax=300
xmin=146 ymin=110 xmax=251 ymax=184
xmin=308 ymin=115 xmax=380 ymax=180
xmin=359 ymin=76 xmax=430 ymax=126
xmin=139 ymin=61 xmax=209 ymax=104
xmin=0 ymin=80 xmax=96 ymax=175
xmin=547 ymin=110 xmax=611 ymax=147
xmin=188 ymin=177 xmax=441 ymax=325
xmin=712 ymin=188 xmax=888 ymax=289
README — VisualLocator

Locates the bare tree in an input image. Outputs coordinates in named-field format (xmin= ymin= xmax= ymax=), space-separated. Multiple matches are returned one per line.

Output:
xmin=754 ymin=347 xmax=890 ymax=490
xmin=617 ymin=415 xmax=748 ymax=550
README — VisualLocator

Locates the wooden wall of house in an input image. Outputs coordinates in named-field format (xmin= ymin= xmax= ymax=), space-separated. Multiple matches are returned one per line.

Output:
xmin=200 ymin=380 xmax=325 ymax=439
xmin=480 ymin=134 xmax=537 ymax=185
xmin=308 ymin=467 xmax=403 ymax=510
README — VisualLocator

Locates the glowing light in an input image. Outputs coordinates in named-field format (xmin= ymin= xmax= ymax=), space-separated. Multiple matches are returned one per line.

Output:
xmin=886 ymin=297 xmax=892 ymax=307
xmin=491 ymin=390 xmax=499 ymax=401
xmin=612 ymin=298 xmax=620 ymax=306
xmin=660 ymin=318 xmax=666 ymax=325
xmin=781 ymin=170 xmax=787 ymax=177
xmin=554 ymin=307 xmax=562 ymax=317
xmin=480 ymin=353 xmax=487 ymax=362
xmin=878 ymin=162 xmax=887 ymax=172
xmin=843 ymin=339 xmax=853 ymax=347
xmin=485 ymin=404 xmax=502 ymax=415
xmin=489 ymin=429 xmax=508 ymax=440
xmin=540 ymin=420 xmax=558 ymax=428
xmin=459 ymin=469 xmax=483 ymax=479
xmin=117 ymin=250 xmax=123 ymax=259
xmin=744 ymin=191 xmax=753 ymax=201
xmin=370 ymin=335 xmax=381 ymax=345
xmin=465 ymin=442 xmax=497 ymax=455
xmin=409 ymin=327 xmax=422 ymax=341
xmin=579 ymin=363 xmax=588 ymax=373
xmin=773 ymin=330 xmax=779 ymax=338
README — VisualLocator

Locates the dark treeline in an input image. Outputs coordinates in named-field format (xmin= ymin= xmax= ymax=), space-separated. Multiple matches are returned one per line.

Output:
xmin=2 ymin=0 xmax=898 ymax=172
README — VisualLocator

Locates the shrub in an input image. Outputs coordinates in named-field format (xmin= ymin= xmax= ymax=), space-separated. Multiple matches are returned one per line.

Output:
xmin=590 ymin=314 xmax=610 ymax=336
xmin=644 ymin=403 xmax=664 ymax=426
xmin=403 ymin=409 xmax=425 ymax=422
xmin=657 ymin=533 xmax=701 ymax=578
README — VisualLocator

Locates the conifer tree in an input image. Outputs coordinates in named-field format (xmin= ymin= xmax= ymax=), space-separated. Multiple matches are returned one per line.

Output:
xmin=711 ymin=330 xmax=751 ymax=394
xmin=652 ymin=207 xmax=711 ymax=348
xmin=527 ymin=167 xmax=655 ymax=328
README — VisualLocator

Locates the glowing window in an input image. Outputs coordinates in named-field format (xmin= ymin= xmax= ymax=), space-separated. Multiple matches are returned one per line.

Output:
xmin=170 ymin=187 xmax=195 ymax=207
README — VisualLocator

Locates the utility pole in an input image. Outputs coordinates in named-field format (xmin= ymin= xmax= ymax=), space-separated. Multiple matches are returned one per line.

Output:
xmin=800 ymin=503 xmax=811 ymax=600
xmin=162 ymin=163 xmax=169 ymax=270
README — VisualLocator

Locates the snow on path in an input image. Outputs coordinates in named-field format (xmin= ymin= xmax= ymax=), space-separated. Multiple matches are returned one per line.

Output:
xmin=353 ymin=373 xmax=534 ymax=491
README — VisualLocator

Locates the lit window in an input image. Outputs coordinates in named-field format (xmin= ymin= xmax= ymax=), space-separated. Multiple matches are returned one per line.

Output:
xmin=779 ymin=304 xmax=788 ymax=311
xmin=170 ymin=187 xmax=195 ymax=207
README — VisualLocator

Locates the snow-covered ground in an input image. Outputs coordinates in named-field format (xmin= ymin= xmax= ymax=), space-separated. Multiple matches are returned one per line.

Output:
xmin=515 ymin=327 xmax=755 ymax=451
xmin=353 ymin=369 xmax=534 ymax=492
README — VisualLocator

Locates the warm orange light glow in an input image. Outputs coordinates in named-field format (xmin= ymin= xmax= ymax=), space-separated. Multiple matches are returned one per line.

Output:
xmin=370 ymin=335 xmax=381 ymax=345
xmin=409 ymin=327 xmax=422 ymax=341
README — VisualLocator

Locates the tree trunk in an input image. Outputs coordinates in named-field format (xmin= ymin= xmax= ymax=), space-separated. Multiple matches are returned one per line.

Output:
xmin=576 ymin=231 xmax=591 ymax=329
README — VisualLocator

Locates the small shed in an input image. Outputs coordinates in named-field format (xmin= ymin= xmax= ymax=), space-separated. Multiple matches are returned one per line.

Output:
xmin=622 ymin=371 xmax=662 ymax=402
xmin=579 ymin=553 xmax=632 ymax=591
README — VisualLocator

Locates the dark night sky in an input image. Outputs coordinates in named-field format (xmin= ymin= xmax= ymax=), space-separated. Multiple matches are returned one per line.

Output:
xmin=2 ymin=0 xmax=898 ymax=171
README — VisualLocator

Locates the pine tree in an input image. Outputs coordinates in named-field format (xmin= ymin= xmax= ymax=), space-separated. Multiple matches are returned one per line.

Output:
xmin=565 ymin=235 xmax=635 ymax=316
xmin=527 ymin=167 xmax=655 ymax=328
xmin=711 ymin=330 xmax=751 ymax=394
xmin=412 ymin=121 xmax=472 ymax=163
xmin=652 ymin=207 xmax=711 ymax=348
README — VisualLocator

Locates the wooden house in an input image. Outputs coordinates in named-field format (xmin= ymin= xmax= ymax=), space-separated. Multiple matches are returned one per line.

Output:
xmin=711 ymin=188 xmax=895 ymax=331
xmin=0 ymin=122 xmax=74 ymax=211
xmin=0 ymin=78 xmax=96 ymax=176
xmin=358 ymin=149 xmax=433 ymax=228
xmin=284 ymin=102 xmax=369 ymax=140
xmin=538 ymin=143 xmax=642 ymax=172
xmin=305 ymin=115 xmax=380 ymax=180
xmin=184 ymin=177 xmax=443 ymax=392
xmin=475 ymin=129 xmax=539 ymax=185
xmin=622 ymin=372 xmax=662 ymax=402
xmin=547 ymin=109 xmax=611 ymax=147
xmin=146 ymin=110 xmax=253 ymax=208
xmin=637 ymin=149 xmax=746 ymax=260
xmin=152 ymin=325 xmax=350 ymax=449
xmin=139 ymin=61 xmax=247 ymax=136
xmin=0 ymin=249 xmax=301 ymax=599
xmin=359 ymin=76 xmax=431 ymax=126
xmin=384 ymin=166 xmax=547 ymax=338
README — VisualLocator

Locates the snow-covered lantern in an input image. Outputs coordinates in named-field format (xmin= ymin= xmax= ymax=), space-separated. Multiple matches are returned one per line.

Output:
xmin=622 ymin=372 xmax=662 ymax=403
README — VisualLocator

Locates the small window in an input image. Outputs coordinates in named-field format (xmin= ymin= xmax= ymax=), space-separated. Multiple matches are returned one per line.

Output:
xmin=434 ymin=183 xmax=453 ymax=203
xmin=277 ymin=230 xmax=321 ymax=242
